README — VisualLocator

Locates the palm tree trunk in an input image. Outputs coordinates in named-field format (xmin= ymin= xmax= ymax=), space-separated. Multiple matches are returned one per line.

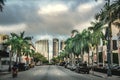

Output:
xmin=19 ymin=53 xmax=21 ymax=63
xmin=16 ymin=50 xmax=18 ymax=63
xmin=88 ymin=47 xmax=90 ymax=65
xmin=118 ymin=52 xmax=120 ymax=66
xmin=0 ymin=56 xmax=1 ymax=69
xmin=91 ymin=49 xmax=94 ymax=74
xmin=73 ymin=54 xmax=76 ymax=64
xmin=18 ymin=49 xmax=22 ymax=63
xmin=110 ymin=38 xmax=113 ymax=65
xmin=81 ymin=48 xmax=84 ymax=63
xmin=16 ymin=54 xmax=18 ymax=63
xmin=102 ymin=45 xmax=107 ymax=67
xmin=27 ymin=53 xmax=29 ymax=65
xmin=96 ymin=45 xmax=99 ymax=66
xmin=77 ymin=55 xmax=79 ymax=63
xmin=9 ymin=51 xmax=12 ymax=72
xmin=88 ymin=52 xmax=90 ymax=65
xmin=102 ymin=51 xmax=105 ymax=67
xmin=118 ymin=47 xmax=120 ymax=66
xmin=80 ymin=48 xmax=83 ymax=63
xmin=71 ymin=53 xmax=74 ymax=64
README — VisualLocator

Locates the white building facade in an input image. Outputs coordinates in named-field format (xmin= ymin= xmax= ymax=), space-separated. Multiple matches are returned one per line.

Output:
xmin=35 ymin=40 xmax=49 ymax=60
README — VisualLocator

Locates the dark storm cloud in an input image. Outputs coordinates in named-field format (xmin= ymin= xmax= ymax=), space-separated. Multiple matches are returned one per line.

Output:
xmin=0 ymin=0 xmax=43 ymax=25
xmin=0 ymin=0 xmax=104 ymax=36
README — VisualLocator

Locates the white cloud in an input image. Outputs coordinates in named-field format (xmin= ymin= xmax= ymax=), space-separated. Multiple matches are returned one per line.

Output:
xmin=77 ymin=1 xmax=104 ymax=13
xmin=77 ymin=3 xmax=93 ymax=13
xmin=35 ymin=34 xmax=53 ymax=40
xmin=0 ymin=23 xmax=27 ymax=33
xmin=38 ymin=4 xmax=68 ymax=15
xmin=74 ymin=22 xmax=91 ymax=32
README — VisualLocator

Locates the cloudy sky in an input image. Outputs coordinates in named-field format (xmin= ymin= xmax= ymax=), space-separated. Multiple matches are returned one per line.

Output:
xmin=0 ymin=0 xmax=106 ymax=58
xmin=0 ymin=0 xmax=106 ymax=41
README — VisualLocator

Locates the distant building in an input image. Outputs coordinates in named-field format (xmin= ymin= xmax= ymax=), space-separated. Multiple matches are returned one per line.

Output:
xmin=0 ymin=34 xmax=9 ymax=71
xmin=35 ymin=40 xmax=49 ymax=60
xmin=0 ymin=34 xmax=9 ymax=57
xmin=53 ymin=38 xmax=59 ymax=57
xmin=60 ymin=40 xmax=65 ymax=51
xmin=0 ymin=34 xmax=8 ymax=50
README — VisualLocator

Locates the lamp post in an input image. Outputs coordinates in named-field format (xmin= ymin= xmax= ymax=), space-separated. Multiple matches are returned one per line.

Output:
xmin=106 ymin=0 xmax=112 ymax=77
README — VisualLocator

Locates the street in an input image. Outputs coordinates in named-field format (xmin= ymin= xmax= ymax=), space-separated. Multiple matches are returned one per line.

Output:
xmin=0 ymin=65 xmax=113 ymax=80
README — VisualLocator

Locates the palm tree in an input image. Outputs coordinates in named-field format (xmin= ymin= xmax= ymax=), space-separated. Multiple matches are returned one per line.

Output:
xmin=59 ymin=50 xmax=68 ymax=62
xmin=10 ymin=31 xmax=32 ymax=63
xmin=111 ymin=0 xmax=120 ymax=23
xmin=72 ymin=33 xmax=82 ymax=62
xmin=64 ymin=37 xmax=74 ymax=64
xmin=0 ymin=0 xmax=5 ymax=12
xmin=88 ymin=21 xmax=105 ymax=66
xmin=71 ymin=29 xmax=92 ymax=64
xmin=70 ymin=30 xmax=79 ymax=63
xmin=95 ymin=0 xmax=120 ymax=76
xmin=22 ymin=41 xmax=32 ymax=65
xmin=82 ymin=29 xmax=92 ymax=65
xmin=71 ymin=30 xmax=79 ymax=37
xmin=6 ymin=34 xmax=19 ymax=71
xmin=6 ymin=31 xmax=32 ymax=71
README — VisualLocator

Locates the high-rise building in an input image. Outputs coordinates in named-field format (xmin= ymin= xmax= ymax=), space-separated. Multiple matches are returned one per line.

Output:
xmin=53 ymin=38 xmax=59 ymax=57
xmin=60 ymin=40 xmax=65 ymax=51
xmin=35 ymin=40 xmax=49 ymax=60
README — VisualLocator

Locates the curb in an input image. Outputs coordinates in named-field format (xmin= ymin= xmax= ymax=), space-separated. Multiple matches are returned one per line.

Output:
xmin=0 ymin=71 xmax=10 ymax=76
xmin=90 ymin=71 xmax=106 ymax=78
xmin=92 ymin=73 xmax=105 ymax=78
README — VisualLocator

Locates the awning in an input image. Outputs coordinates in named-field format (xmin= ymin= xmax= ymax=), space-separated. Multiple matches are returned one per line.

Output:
xmin=0 ymin=50 xmax=9 ymax=57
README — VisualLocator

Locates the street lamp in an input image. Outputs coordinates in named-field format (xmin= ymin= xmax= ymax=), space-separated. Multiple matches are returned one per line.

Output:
xmin=106 ymin=0 xmax=112 ymax=77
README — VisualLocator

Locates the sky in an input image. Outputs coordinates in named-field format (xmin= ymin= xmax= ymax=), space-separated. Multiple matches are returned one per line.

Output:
xmin=0 ymin=0 xmax=106 ymax=59
xmin=0 ymin=0 xmax=106 ymax=41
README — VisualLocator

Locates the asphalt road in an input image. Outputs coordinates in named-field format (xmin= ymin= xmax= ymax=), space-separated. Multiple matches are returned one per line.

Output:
xmin=0 ymin=65 xmax=108 ymax=80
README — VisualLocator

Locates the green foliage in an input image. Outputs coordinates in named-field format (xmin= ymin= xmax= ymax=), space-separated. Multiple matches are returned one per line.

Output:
xmin=33 ymin=53 xmax=48 ymax=63
xmin=52 ymin=57 xmax=58 ymax=63
xmin=5 ymin=31 xmax=33 ymax=63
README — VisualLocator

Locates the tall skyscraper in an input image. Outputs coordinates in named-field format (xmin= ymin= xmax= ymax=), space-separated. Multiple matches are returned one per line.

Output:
xmin=60 ymin=40 xmax=65 ymax=51
xmin=53 ymin=38 xmax=59 ymax=57
xmin=35 ymin=40 xmax=49 ymax=60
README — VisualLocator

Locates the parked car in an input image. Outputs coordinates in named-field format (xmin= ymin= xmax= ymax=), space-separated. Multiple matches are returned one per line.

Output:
xmin=66 ymin=63 xmax=72 ymax=69
xmin=75 ymin=62 xmax=90 ymax=74
xmin=29 ymin=62 xmax=35 ymax=68
xmin=59 ymin=62 xmax=66 ymax=66
xmin=64 ymin=62 xmax=69 ymax=68
xmin=112 ymin=66 xmax=120 ymax=70
xmin=70 ymin=64 xmax=77 ymax=71
xmin=18 ymin=63 xmax=30 ymax=71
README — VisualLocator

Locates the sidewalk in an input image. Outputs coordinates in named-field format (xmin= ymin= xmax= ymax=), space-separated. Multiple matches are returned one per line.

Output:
xmin=90 ymin=71 xmax=120 ymax=80
xmin=0 ymin=71 xmax=10 ymax=76
xmin=0 ymin=69 xmax=10 ymax=76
